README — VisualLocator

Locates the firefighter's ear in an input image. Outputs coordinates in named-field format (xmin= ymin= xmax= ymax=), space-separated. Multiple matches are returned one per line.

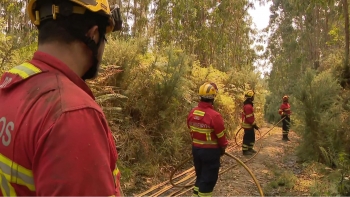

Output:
xmin=86 ymin=25 xmax=100 ymax=44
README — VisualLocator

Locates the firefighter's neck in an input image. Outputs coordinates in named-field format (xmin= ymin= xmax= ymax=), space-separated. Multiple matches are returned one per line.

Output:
xmin=38 ymin=42 xmax=92 ymax=78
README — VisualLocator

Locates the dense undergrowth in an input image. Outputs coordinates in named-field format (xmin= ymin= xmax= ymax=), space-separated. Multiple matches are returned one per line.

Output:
xmin=2 ymin=33 xmax=349 ymax=196
xmin=88 ymin=37 xmax=266 ymax=193
xmin=0 ymin=34 xmax=266 ymax=194
xmin=264 ymin=61 xmax=350 ymax=195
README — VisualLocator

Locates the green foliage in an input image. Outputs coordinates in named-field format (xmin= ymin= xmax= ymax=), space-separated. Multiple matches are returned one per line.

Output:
xmin=0 ymin=0 xmax=265 ymax=194
xmin=264 ymin=168 xmax=297 ymax=196
xmin=0 ymin=16 xmax=37 ymax=75
xmin=89 ymin=37 xmax=266 ymax=194
xmin=293 ymin=69 xmax=343 ymax=164
xmin=264 ymin=92 xmax=282 ymax=123
xmin=11 ymin=43 xmax=37 ymax=65
xmin=336 ymin=152 xmax=350 ymax=195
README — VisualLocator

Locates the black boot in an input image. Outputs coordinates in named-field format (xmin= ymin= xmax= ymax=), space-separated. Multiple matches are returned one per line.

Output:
xmin=243 ymin=150 xmax=253 ymax=155
xmin=249 ymin=148 xmax=257 ymax=154
xmin=282 ymin=134 xmax=290 ymax=141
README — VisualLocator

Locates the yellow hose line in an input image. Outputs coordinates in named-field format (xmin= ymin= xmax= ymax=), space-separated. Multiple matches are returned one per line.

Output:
xmin=234 ymin=127 xmax=243 ymax=146
xmin=168 ymin=118 xmax=287 ymax=195
xmin=138 ymin=118 xmax=287 ymax=196
xmin=136 ymin=167 xmax=195 ymax=196
xmin=169 ymin=151 xmax=264 ymax=196
xmin=224 ymin=152 xmax=264 ymax=197
xmin=234 ymin=117 xmax=286 ymax=146
xmin=169 ymin=129 xmax=262 ymax=188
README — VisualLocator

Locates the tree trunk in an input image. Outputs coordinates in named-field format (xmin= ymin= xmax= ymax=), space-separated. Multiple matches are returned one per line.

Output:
xmin=342 ymin=0 xmax=350 ymax=87
xmin=344 ymin=0 xmax=349 ymax=64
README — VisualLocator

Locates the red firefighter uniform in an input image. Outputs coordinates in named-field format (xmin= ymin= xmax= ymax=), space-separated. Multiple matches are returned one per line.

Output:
xmin=187 ymin=100 xmax=228 ymax=197
xmin=279 ymin=102 xmax=291 ymax=116
xmin=187 ymin=102 xmax=228 ymax=149
xmin=241 ymin=102 xmax=257 ymax=129
xmin=241 ymin=90 xmax=259 ymax=155
xmin=279 ymin=95 xmax=291 ymax=141
xmin=0 ymin=51 xmax=121 ymax=196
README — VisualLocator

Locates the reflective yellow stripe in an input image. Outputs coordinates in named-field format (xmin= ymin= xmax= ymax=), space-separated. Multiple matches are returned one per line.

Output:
xmin=199 ymin=191 xmax=212 ymax=197
xmin=194 ymin=186 xmax=199 ymax=192
xmin=0 ymin=154 xmax=35 ymax=191
xmin=113 ymin=167 xmax=120 ymax=177
xmin=241 ymin=122 xmax=252 ymax=128
xmin=112 ymin=164 xmax=120 ymax=186
xmin=0 ymin=173 xmax=16 ymax=196
xmin=8 ymin=62 xmax=41 ymax=79
xmin=193 ymin=110 xmax=205 ymax=116
xmin=22 ymin=63 xmax=41 ymax=73
xmin=190 ymin=126 xmax=213 ymax=134
xmin=193 ymin=139 xmax=217 ymax=145
xmin=242 ymin=144 xmax=249 ymax=150
xmin=205 ymin=133 xmax=210 ymax=141
xmin=245 ymin=113 xmax=253 ymax=118
xmin=216 ymin=130 xmax=225 ymax=138
xmin=0 ymin=153 xmax=35 ymax=196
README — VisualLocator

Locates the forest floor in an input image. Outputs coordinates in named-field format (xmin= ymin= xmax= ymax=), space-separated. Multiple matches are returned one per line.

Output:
xmin=211 ymin=126 xmax=308 ymax=196
xmin=131 ymin=125 xmax=344 ymax=196
xmin=196 ymin=125 xmax=338 ymax=196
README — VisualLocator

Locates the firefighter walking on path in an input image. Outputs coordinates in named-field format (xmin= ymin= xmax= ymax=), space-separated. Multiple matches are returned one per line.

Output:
xmin=0 ymin=0 xmax=123 ymax=196
xmin=241 ymin=90 xmax=260 ymax=156
xmin=187 ymin=82 xmax=228 ymax=197
xmin=279 ymin=95 xmax=292 ymax=141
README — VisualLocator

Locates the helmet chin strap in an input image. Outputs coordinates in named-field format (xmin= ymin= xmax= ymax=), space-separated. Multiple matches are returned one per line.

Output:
xmin=81 ymin=34 xmax=103 ymax=80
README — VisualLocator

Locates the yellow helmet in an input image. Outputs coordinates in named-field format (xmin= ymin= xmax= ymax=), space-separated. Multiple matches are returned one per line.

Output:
xmin=198 ymin=82 xmax=218 ymax=99
xmin=27 ymin=0 xmax=122 ymax=33
xmin=244 ymin=90 xmax=255 ymax=98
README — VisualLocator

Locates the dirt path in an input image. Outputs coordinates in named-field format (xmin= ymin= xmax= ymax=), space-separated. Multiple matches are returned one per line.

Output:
xmin=132 ymin=125 xmax=335 ymax=196
xmin=183 ymin=126 xmax=305 ymax=196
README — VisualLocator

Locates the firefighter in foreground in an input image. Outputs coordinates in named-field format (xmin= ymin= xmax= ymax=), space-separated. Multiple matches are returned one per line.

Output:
xmin=0 ymin=0 xmax=123 ymax=195
xmin=279 ymin=95 xmax=292 ymax=141
xmin=241 ymin=90 xmax=260 ymax=155
xmin=187 ymin=82 xmax=228 ymax=197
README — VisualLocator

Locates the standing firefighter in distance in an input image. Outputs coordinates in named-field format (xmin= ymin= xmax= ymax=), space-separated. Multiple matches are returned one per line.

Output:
xmin=187 ymin=82 xmax=228 ymax=197
xmin=241 ymin=90 xmax=260 ymax=155
xmin=279 ymin=95 xmax=291 ymax=141
xmin=0 ymin=0 xmax=123 ymax=196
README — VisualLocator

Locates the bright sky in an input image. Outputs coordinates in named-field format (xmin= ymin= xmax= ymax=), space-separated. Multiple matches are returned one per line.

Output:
xmin=248 ymin=1 xmax=273 ymax=77
xmin=248 ymin=1 xmax=272 ymax=30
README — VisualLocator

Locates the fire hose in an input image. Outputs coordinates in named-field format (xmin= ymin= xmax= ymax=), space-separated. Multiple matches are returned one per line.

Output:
xmin=234 ymin=117 xmax=286 ymax=146
xmin=169 ymin=117 xmax=286 ymax=197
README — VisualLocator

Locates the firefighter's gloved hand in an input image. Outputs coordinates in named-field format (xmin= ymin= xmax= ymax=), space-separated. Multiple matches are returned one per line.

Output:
xmin=253 ymin=124 xmax=259 ymax=130
xmin=220 ymin=147 xmax=226 ymax=157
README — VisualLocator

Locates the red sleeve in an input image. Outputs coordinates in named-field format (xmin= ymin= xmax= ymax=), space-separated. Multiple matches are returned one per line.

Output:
xmin=278 ymin=104 xmax=284 ymax=115
xmin=244 ymin=105 xmax=255 ymax=125
xmin=187 ymin=111 xmax=192 ymax=129
xmin=212 ymin=114 xmax=228 ymax=148
xmin=289 ymin=104 xmax=292 ymax=114
xmin=187 ymin=108 xmax=196 ymax=129
xmin=33 ymin=108 xmax=118 ymax=196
